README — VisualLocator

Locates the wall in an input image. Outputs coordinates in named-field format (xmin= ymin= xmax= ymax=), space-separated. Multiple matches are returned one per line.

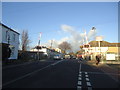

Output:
xmin=107 ymin=47 xmax=120 ymax=54
xmin=1 ymin=25 xmax=19 ymax=59
xmin=0 ymin=25 xmax=2 ymax=43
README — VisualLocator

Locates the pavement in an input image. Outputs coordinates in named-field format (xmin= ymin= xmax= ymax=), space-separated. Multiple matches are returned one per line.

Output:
xmin=86 ymin=60 xmax=120 ymax=82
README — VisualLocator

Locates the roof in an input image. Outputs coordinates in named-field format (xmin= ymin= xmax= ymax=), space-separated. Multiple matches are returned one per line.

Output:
xmin=88 ymin=41 xmax=120 ymax=47
xmin=0 ymin=23 xmax=20 ymax=35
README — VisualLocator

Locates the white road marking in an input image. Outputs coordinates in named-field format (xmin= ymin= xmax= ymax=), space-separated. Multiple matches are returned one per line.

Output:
xmin=86 ymin=78 xmax=89 ymax=81
xmin=79 ymin=63 xmax=81 ymax=72
xmin=85 ymin=72 xmax=88 ymax=74
xmin=78 ymin=77 xmax=82 ymax=80
xmin=88 ymin=87 xmax=92 ymax=90
xmin=51 ymin=60 xmax=63 ymax=65
xmin=79 ymin=74 xmax=81 ymax=77
xmin=77 ymin=86 xmax=82 ymax=90
xmin=78 ymin=81 xmax=82 ymax=85
xmin=2 ymin=64 xmax=51 ymax=86
xmin=86 ymin=82 xmax=91 ymax=87
xmin=2 ymin=60 xmax=64 ymax=87
xmin=85 ymin=75 xmax=89 ymax=77
xmin=77 ymin=63 xmax=82 ymax=89
xmin=79 ymin=72 xmax=82 ymax=74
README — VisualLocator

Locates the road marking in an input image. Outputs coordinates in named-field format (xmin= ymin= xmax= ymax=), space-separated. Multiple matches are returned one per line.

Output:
xmin=88 ymin=87 xmax=92 ymax=90
xmin=3 ymin=60 xmax=64 ymax=87
xmin=78 ymin=77 xmax=82 ymax=80
xmin=85 ymin=75 xmax=89 ymax=77
xmin=79 ymin=63 xmax=81 ymax=72
xmin=85 ymin=72 xmax=88 ymax=74
xmin=77 ymin=63 xmax=82 ymax=89
xmin=78 ymin=81 xmax=82 ymax=85
xmin=86 ymin=78 xmax=89 ymax=81
xmin=77 ymin=86 xmax=82 ymax=90
xmin=51 ymin=60 xmax=63 ymax=65
xmin=79 ymin=74 xmax=81 ymax=77
xmin=2 ymin=63 xmax=53 ymax=87
xmin=79 ymin=72 xmax=82 ymax=74
xmin=86 ymin=82 xmax=91 ymax=87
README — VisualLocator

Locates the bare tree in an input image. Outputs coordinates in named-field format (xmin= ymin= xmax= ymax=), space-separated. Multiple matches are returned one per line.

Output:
xmin=58 ymin=41 xmax=71 ymax=54
xmin=21 ymin=30 xmax=30 ymax=51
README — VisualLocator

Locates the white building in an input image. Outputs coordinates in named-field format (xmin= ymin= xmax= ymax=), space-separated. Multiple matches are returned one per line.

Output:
xmin=82 ymin=41 xmax=120 ymax=60
xmin=0 ymin=23 xmax=20 ymax=59
xmin=30 ymin=46 xmax=63 ymax=59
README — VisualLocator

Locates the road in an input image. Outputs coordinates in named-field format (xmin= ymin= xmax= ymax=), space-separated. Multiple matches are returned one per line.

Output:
xmin=2 ymin=59 xmax=120 ymax=89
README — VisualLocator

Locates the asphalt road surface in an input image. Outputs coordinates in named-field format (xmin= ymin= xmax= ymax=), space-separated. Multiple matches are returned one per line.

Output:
xmin=2 ymin=59 xmax=119 ymax=89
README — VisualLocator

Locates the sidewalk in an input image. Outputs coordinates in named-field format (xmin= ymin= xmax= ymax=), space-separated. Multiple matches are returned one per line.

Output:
xmin=87 ymin=60 xmax=120 ymax=82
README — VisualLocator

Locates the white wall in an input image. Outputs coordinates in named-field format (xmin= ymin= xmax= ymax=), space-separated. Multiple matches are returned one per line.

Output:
xmin=0 ymin=25 xmax=2 ymax=43
xmin=0 ymin=24 xmax=19 ymax=59
xmin=9 ymin=31 xmax=19 ymax=59
xmin=90 ymin=47 xmax=108 ymax=53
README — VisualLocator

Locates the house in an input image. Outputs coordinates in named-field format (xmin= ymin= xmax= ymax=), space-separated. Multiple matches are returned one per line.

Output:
xmin=30 ymin=46 xmax=63 ymax=59
xmin=81 ymin=41 xmax=120 ymax=60
xmin=0 ymin=23 xmax=20 ymax=60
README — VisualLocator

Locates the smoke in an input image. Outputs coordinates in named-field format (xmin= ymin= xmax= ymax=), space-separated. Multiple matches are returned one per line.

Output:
xmin=87 ymin=28 xmax=97 ymax=41
xmin=45 ymin=37 xmax=69 ymax=48
xmin=45 ymin=25 xmax=97 ymax=53
xmin=61 ymin=25 xmax=85 ymax=52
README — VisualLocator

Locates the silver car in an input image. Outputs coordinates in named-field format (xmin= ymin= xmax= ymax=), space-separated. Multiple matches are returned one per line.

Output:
xmin=53 ymin=55 xmax=61 ymax=60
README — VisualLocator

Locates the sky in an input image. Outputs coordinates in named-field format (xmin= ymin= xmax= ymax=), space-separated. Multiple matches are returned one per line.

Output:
xmin=2 ymin=2 xmax=118 ymax=52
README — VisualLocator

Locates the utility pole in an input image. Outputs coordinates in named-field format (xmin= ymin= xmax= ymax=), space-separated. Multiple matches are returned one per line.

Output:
xmin=51 ymin=40 xmax=53 ymax=49
xmin=37 ymin=32 xmax=42 ymax=60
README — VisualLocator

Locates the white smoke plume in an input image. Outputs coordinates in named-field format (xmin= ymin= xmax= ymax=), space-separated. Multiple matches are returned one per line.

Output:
xmin=45 ymin=25 xmax=97 ymax=53
xmin=87 ymin=28 xmax=97 ymax=41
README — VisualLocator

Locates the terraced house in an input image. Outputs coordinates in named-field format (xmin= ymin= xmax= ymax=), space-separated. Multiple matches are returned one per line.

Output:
xmin=0 ymin=23 xmax=20 ymax=60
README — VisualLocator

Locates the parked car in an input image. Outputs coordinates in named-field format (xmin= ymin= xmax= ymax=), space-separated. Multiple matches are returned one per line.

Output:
xmin=53 ymin=55 xmax=61 ymax=60
xmin=64 ymin=54 xmax=71 ymax=59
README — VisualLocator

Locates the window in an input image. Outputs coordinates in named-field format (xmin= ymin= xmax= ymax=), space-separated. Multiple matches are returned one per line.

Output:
xmin=13 ymin=33 xmax=16 ymax=41
xmin=83 ymin=44 xmax=90 ymax=48
xmin=5 ymin=31 xmax=10 ymax=43
xmin=5 ymin=31 xmax=8 ymax=41
xmin=11 ymin=47 xmax=15 ymax=56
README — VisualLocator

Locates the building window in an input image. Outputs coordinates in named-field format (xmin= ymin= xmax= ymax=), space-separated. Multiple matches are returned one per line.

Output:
xmin=5 ymin=31 xmax=8 ymax=41
xmin=11 ymin=47 xmax=15 ymax=57
xmin=6 ymin=31 xmax=10 ymax=43
xmin=13 ymin=33 xmax=16 ymax=41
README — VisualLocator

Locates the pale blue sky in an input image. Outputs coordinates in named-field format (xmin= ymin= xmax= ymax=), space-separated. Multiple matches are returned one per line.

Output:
xmin=2 ymin=2 xmax=118 ymax=48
